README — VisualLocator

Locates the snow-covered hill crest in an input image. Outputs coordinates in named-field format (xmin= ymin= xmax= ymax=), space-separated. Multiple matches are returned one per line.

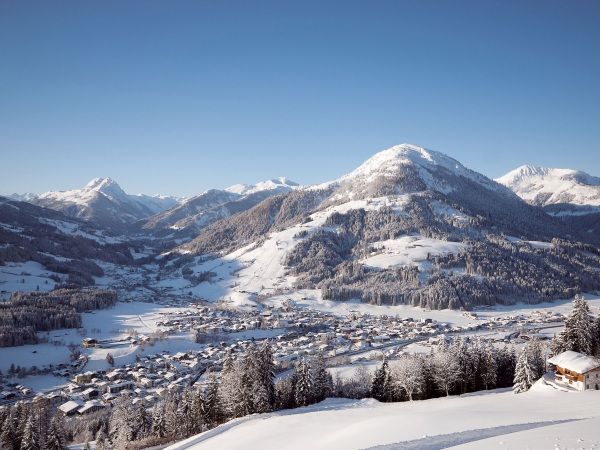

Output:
xmin=496 ymin=165 xmax=600 ymax=209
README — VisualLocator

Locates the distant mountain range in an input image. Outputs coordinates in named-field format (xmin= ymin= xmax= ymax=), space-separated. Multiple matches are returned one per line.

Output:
xmin=138 ymin=177 xmax=298 ymax=238
xmin=7 ymin=176 xmax=298 ymax=235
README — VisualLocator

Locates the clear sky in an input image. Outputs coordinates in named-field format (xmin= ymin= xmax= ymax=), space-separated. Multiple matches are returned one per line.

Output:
xmin=1 ymin=0 xmax=599 ymax=197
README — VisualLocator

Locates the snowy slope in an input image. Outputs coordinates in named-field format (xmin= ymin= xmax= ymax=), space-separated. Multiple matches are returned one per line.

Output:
xmin=496 ymin=165 xmax=600 ymax=210
xmin=0 ymin=196 xmax=135 ymax=294
xmin=165 ymin=383 xmax=600 ymax=450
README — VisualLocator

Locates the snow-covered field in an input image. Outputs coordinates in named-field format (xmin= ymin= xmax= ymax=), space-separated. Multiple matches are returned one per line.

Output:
xmin=361 ymin=236 xmax=465 ymax=271
xmin=0 ymin=261 xmax=60 ymax=294
xmin=166 ymin=382 xmax=600 ymax=450
xmin=0 ymin=301 xmax=196 ymax=384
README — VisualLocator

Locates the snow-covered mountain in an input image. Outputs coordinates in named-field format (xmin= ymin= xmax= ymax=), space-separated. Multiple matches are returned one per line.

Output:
xmin=225 ymin=177 xmax=298 ymax=196
xmin=163 ymin=144 xmax=599 ymax=310
xmin=0 ymin=196 xmax=136 ymax=292
xmin=314 ymin=143 xmax=514 ymax=202
xmin=496 ymin=165 xmax=600 ymax=211
xmin=30 ymin=177 xmax=180 ymax=231
xmin=139 ymin=177 xmax=299 ymax=238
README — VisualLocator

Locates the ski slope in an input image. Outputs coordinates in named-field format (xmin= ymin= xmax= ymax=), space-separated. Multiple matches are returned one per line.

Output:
xmin=165 ymin=382 xmax=600 ymax=450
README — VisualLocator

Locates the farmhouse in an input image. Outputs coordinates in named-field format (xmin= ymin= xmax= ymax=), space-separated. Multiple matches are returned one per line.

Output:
xmin=548 ymin=350 xmax=600 ymax=391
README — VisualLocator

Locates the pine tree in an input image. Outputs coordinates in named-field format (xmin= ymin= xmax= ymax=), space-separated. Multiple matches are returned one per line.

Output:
xmin=480 ymin=342 xmax=497 ymax=390
xmin=164 ymin=392 xmax=181 ymax=439
xmin=151 ymin=401 xmax=168 ymax=439
xmin=132 ymin=401 xmax=151 ymax=440
xmin=294 ymin=360 xmax=313 ymax=407
xmin=21 ymin=415 xmax=39 ymax=450
xmin=258 ymin=342 xmax=276 ymax=408
xmin=371 ymin=359 xmax=389 ymax=402
xmin=311 ymin=355 xmax=333 ymax=403
xmin=190 ymin=387 xmax=205 ymax=435
xmin=561 ymin=295 xmax=595 ymax=355
xmin=45 ymin=415 xmax=66 ymax=450
xmin=203 ymin=373 xmax=221 ymax=427
xmin=513 ymin=349 xmax=536 ymax=393
xmin=1 ymin=412 xmax=18 ymax=450
xmin=218 ymin=354 xmax=240 ymax=419
xmin=178 ymin=388 xmax=195 ymax=438
xmin=109 ymin=397 xmax=134 ymax=449
xmin=95 ymin=428 xmax=108 ymax=450
xmin=525 ymin=339 xmax=547 ymax=379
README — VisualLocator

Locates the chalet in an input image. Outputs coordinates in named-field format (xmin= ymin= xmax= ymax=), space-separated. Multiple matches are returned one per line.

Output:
xmin=78 ymin=400 xmax=105 ymax=415
xmin=107 ymin=381 xmax=135 ymax=394
xmin=58 ymin=400 xmax=83 ymax=416
xmin=548 ymin=350 xmax=600 ymax=391
xmin=74 ymin=372 xmax=94 ymax=384
xmin=81 ymin=387 xmax=100 ymax=400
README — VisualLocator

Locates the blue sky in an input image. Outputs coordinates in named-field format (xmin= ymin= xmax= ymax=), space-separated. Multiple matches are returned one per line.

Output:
xmin=1 ymin=0 xmax=599 ymax=197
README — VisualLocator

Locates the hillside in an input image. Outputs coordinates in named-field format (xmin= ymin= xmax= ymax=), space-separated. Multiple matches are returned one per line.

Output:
xmin=160 ymin=144 xmax=600 ymax=310
xmin=0 ymin=196 xmax=136 ymax=293
xmin=139 ymin=177 xmax=298 ymax=239
xmin=165 ymin=383 xmax=600 ymax=450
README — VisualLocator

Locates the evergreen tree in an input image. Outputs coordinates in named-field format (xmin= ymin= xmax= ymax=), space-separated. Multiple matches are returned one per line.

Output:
xmin=0 ymin=412 xmax=18 ymax=450
xmin=513 ymin=349 xmax=536 ymax=393
xmin=258 ymin=342 xmax=276 ymax=408
xmin=480 ymin=342 xmax=497 ymax=390
xmin=45 ymin=415 xmax=66 ymax=450
xmin=203 ymin=373 xmax=221 ymax=427
xmin=294 ymin=360 xmax=313 ymax=407
xmin=95 ymin=428 xmax=108 ymax=450
xmin=525 ymin=339 xmax=547 ymax=379
xmin=109 ymin=397 xmax=134 ymax=449
xmin=560 ymin=295 xmax=595 ymax=355
xmin=21 ymin=415 xmax=39 ymax=450
xmin=371 ymin=359 xmax=389 ymax=402
xmin=151 ymin=401 xmax=168 ymax=439
xmin=132 ymin=401 xmax=151 ymax=440
xmin=311 ymin=355 xmax=333 ymax=403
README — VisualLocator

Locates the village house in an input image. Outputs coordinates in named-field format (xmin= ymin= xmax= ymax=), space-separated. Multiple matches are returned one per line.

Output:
xmin=548 ymin=350 xmax=600 ymax=391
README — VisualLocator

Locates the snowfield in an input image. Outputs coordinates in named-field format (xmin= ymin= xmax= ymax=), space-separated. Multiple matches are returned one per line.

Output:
xmin=361 ymin=236 xmax=465 ymax=270
xmin=165 ymin=383 xmax=600 ymax=450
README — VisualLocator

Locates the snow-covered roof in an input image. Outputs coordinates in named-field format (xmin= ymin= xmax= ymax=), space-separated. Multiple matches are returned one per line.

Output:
xmin=58 ymin=400 xmax=82 ymax=414
xmin=548 ymin=350 xmax=600 ymax=373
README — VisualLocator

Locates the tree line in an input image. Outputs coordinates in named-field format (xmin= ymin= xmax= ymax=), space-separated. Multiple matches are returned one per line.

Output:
xmin=0 ymin=289 xmax=117 ymax=347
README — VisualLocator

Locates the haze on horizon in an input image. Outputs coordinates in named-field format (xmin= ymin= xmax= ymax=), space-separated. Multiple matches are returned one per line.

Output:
xmin=1 ymin=0 xmax=599 ymax=197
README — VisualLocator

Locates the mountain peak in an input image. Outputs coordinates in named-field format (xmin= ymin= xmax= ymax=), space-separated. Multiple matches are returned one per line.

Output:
xmin=325 ymin=143 xmax=504 ymax=198
xmin=85 ymin=177 xmax=119 ymax=191
xmin=497 ymin=165 xmax=600 ymax=207
xmin=225 ymin=177 xmax=299 ymax=196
